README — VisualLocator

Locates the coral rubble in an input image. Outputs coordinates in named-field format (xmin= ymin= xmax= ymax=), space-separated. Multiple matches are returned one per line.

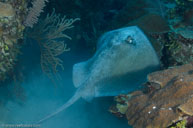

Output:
xmin=0 ymin=0 xmax=28 ymax=81
xmin=110 ymin=63 xmax=193 ymax=128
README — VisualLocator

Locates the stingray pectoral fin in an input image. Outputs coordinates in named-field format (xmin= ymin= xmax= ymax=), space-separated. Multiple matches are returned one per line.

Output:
xmin=73 ymin=62 xmax=89 ymax=88
xmin=36 ymin=91 xmax=81 ymax=124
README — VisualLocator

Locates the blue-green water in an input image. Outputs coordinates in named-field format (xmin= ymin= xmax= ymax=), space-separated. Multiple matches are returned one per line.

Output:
xmin=1 ymin=0 xmax=192 ymax=127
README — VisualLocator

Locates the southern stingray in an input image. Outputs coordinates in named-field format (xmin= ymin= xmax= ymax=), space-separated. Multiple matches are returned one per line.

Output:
xmin=37 ymin=26 xmax=160 ymax=123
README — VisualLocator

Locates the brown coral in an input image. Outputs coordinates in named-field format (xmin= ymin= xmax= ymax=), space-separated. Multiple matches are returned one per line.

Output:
xmin=111 ymin=62 xmax=193 ymax=128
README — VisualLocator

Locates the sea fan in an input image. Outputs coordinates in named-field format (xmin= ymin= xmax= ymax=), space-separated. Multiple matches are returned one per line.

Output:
xmin=24 ymin=0 xmax=49 ymax=28
xmin=27 ymin=9 xmax=80 ymax=85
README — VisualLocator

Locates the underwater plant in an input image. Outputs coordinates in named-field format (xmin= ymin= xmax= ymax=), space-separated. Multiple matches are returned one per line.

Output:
xmin=169 ymin=120 xmax=187 ymax=128
xmin=24 ymin=0 xmax=49 ymax=28
xmin=26 ymin=9 xmax=80 ymax=85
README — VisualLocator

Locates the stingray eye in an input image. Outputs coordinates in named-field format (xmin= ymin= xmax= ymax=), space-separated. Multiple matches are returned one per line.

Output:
xmin=125 ymin=36 xmax=136 ymax=45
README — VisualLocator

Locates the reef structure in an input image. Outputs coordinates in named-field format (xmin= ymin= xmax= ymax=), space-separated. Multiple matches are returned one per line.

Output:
xmin=0 ymin=0 xmax=28 ymax=81
xmin=110 ymin=62 xmax=193 ymax=128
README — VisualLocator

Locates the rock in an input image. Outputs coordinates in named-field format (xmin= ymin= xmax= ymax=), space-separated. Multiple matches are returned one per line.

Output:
xmin=128 ymin=14 xmax=170 ymax=34
xmin=0 ymin=2 xmax=15 ymax=18
xmin=110 ymin=62 xmax=193 ymax=128
xmin=0 ymin=0 xmax=28 ymax=82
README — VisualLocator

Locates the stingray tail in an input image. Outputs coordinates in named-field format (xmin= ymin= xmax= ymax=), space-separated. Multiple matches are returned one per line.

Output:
xmin=36 ymin=91 xmax=81 ymax=124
